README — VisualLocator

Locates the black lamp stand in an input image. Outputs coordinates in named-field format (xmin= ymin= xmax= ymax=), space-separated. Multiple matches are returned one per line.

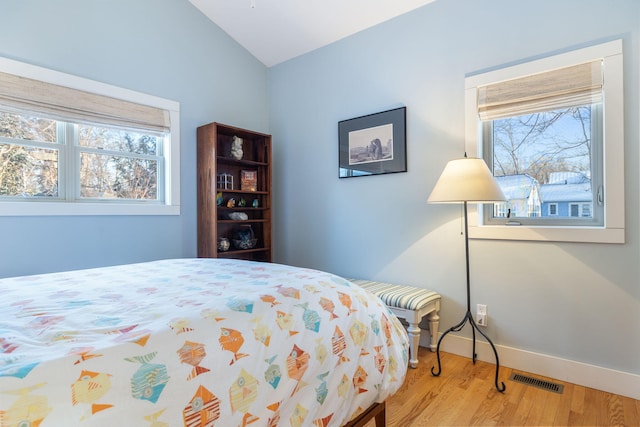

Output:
xmin=430 ymin=201 xmax=506 ymax=393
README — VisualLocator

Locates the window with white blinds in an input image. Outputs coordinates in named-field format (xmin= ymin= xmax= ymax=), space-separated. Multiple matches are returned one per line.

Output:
xmin=0 ymin=57 xmax=180 ymax=216
xmin=464 ymin=40 xmax=624 ymax=244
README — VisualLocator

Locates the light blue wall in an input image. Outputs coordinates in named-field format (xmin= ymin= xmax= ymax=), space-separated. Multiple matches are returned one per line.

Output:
xmin=0 ymin=0 xmax=269 ymax=277
xmin=1 ymin=0 xmax=638 ymax=382
xmin=268 ymin=0 xmax=640 ymax=376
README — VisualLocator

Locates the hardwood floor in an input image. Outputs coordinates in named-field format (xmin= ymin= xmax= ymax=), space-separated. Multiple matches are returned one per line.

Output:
xmin=362 ymin=347 xmax=640 ymax=426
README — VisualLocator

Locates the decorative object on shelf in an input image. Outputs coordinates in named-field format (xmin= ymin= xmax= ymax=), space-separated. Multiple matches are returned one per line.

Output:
xmin=238 ymin=197 xmax=247 ymax=207
xmin=233 ymin=225 xmax=257 ymax=250
xmin=226 ymin=198 xmax=236 ymax=208
xmin=427 ymin=154 xmax=507 ymax=393
xmin=229 ymin=212 xmax=248 ymax=221
xmin=217 ymin=237 xmax=230 ymax=252
xmin=252 ymin=198 xmax=259 ymax=208
xmin=231 ymin=135 xmax=244 ymax=160
xmin=216 ymin=192 xmax=223 ymax=206
xmin=339 ymin=106 xmax=407 ymax=178
xmin=241 ymin=170 xmax=258 ymax=191
xmin=217 ymin=173 xmax=234 ymax=190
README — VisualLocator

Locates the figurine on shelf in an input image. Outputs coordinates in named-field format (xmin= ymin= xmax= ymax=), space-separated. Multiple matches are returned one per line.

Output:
xmin=217 ymin=237 xmax=230 ymax=252
xmin=231 ymin=136 xmax=243 ymax=160
xmin=216 ymin=173 xmax=233 ymax=190
xmin=238 ymin=197 xmax=247 ymax=207
xmin=233 ymin=225 xmax=257 ymax=250
xmin=216 ymin=192 xmax=223 ymax=206
xmin=227 ymin=198 xmax=236 ymax=208
xmin=252 ymin=199 xmax=259 ymax=208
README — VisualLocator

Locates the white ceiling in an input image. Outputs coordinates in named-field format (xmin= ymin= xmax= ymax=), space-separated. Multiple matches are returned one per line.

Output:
xmin=189 ymin=0 xmax=436 ymax=67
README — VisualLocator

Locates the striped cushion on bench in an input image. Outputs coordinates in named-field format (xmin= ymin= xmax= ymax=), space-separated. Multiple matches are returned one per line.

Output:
xmin=351 ymin=280 xmax=440 ymax=311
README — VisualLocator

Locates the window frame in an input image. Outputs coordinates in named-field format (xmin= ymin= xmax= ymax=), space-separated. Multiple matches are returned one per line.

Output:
xmin=464 ymin=40 xmax=624 ymax=244
xmin=0 ymin=57 xmax=180 ymax=216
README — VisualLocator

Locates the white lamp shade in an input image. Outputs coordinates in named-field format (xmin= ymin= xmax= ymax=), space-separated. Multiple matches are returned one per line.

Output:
xmin=428 ymin=157 xmax=506 ymax=203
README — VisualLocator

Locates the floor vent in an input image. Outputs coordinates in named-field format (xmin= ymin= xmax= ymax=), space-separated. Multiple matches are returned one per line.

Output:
xmin=509 ymin=373 xmax=564 ymax=394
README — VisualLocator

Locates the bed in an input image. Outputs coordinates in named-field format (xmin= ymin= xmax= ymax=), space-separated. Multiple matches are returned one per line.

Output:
xmin=0 ymin=258 xmax=408 ymax=426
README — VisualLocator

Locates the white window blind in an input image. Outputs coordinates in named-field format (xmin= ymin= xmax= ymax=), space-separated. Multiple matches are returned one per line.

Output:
xmin=477 ymin=60 xmax=603 ymax=121
xmin=0 ymin=71 xmax=170 ymax=133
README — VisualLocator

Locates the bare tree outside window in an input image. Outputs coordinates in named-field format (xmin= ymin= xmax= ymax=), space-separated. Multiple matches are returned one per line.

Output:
xmin=0 ymin=111 xmax=162 ymax=201
xmin=0 ymin=112 xmax=58 ymax=197
xmin=489 ymin=106 xmax=594 ymax=219
xmin=492 ymin=107 xmax=591 ymax=183
xmin=79 ymin=125 xmax=159 ymax=200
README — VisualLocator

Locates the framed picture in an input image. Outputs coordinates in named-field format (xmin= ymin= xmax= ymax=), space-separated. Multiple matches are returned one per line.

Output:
xmin=241 ymin=170 xmax=257 ymax=191
xmin=339 ymin=106 xmax=407 ymax=178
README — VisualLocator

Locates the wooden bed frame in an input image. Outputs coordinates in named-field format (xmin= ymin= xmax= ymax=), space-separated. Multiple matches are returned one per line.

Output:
xmin=343 ymin=401 xmax=386 ymax=427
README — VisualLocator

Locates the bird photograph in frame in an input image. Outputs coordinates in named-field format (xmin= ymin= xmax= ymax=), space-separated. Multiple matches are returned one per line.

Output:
xmin=338 ymin=107 xmax=406 ymax=178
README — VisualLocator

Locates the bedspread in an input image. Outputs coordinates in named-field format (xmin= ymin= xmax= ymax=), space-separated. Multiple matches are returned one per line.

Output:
xmin=0 ymin=258 xmax=408 ymax=426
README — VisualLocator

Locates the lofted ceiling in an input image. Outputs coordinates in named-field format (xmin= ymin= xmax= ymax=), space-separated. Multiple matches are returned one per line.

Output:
xmin=189 ymin=0 xmax=436 ymax=67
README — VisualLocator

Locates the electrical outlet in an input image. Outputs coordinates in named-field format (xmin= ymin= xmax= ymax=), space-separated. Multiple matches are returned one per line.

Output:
xmin=477 ymin=313 xmax=487 ymax=327
xmin=476 ymin=304 xmax=487 ymax=327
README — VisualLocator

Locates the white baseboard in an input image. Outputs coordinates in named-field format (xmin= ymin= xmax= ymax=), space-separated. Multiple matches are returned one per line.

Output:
xmin=422 ymin=334 xmax=640 ymax=400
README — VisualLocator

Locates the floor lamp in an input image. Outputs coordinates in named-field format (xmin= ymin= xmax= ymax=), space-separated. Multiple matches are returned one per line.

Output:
xmin=427 ymin=155 xmax=507 ymax=392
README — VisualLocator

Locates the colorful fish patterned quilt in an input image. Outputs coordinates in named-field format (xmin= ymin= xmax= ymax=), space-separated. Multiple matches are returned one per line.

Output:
xmin=0 ymin=258 xmax=409 ymax=426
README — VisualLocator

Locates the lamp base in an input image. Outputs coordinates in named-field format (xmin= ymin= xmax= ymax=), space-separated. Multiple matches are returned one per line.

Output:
xmin=431 ymin=309 xmax=506 ymax=392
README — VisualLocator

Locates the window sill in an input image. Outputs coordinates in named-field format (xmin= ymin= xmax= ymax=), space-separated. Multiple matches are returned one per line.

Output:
xmin=0 ymin=202 xmax=180 ymax=216
xmin=468 ymin=223 xmax=624 ymax=244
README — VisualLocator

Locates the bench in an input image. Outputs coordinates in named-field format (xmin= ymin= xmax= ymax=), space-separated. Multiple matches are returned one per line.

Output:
xmin=350 ymin=279 xmax=441 ymax=368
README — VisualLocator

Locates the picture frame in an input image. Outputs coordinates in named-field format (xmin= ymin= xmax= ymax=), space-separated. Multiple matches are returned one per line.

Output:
xmin=241 ymin=170 xmax=257 ymax=191
xmin=339 ymin=106 xmax=407 ymax=178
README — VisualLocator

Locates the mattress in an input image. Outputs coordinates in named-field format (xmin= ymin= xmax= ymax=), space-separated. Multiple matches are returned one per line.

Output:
xmin=0 ymin=258 xmax=408 ymax=426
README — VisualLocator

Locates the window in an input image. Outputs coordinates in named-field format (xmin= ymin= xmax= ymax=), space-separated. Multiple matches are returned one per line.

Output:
xmin=0 ymin=57 xmax=180 ymax=216
xmin=569 ymin=203 xmax=592 ymax=218
xmin=465 ymin=40 xmax=624 ymax=243
xmin=483 ymin=93 xmax=602 ymax=227
xmin=569 ymin=203 xmax=580 ymax=217
xmin=1 ymin=113 xmax=163 ymax=201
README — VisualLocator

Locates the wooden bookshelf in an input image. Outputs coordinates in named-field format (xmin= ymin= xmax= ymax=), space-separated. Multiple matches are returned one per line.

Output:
xmin=197 ymin=122 xmax=272 ymax=262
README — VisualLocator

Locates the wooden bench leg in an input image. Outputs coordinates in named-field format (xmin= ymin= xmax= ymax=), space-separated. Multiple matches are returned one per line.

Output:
xmin=427 ymin=310 xmax=440 ymax=352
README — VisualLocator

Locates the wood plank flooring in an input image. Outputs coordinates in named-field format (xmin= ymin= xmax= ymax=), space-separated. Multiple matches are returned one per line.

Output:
xmin=361 ymin=348 xmax=640 ymax=426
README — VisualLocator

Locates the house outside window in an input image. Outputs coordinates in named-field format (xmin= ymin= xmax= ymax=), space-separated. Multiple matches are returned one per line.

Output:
xmin=493 ymin=175 xmax=540 ymax=219
xmin=0 ymin=57 xmax=180 ymax=216
xmin=464 ymin=40 xmax=624 ymax=243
